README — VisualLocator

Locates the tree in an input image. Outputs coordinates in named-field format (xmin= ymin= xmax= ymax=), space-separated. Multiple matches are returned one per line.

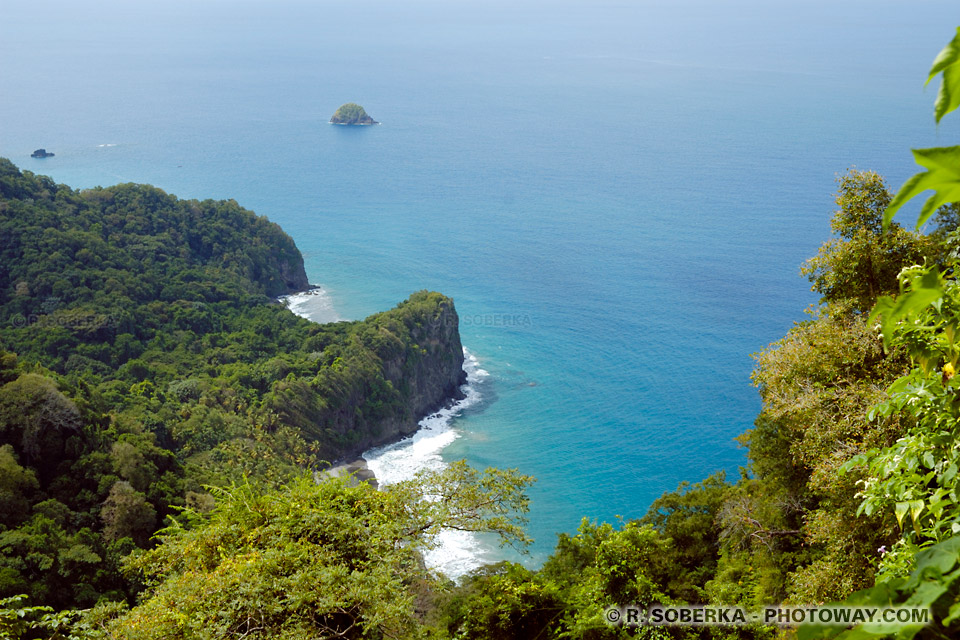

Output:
xmin=800 ymin=170 xmax=938 ymax=314
xmin=721 ymin=174 xmax=927 ymax=606
xmin=640 ymin=472 xmax=731 ymax=602
xmin=797 ymin=25 xmax=960 ymax=640
xmin=440 ymin=519 xmax=685 ymax=640
xmin=0 ymin=445 xmax=38 ymax=529
xmin=0 ymin=373 xmax=82 ymax=469
xmin=92 ymin=462 xmax=532 ymax=639
xmin=99 ymin=481 xmax=156 ymax=547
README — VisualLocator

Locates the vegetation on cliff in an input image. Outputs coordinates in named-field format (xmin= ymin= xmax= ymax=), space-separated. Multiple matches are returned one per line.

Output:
xmin=0 ymin=161 xmax=469 ymax=612
xmin=8 ymin=26 xmax=960 ymax=640
xmin=6 ymin=164 xmax=946 ymax=639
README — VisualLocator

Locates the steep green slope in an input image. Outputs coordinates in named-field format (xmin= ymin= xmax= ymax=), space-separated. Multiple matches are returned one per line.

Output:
xmin=0 ymin=160 xmax=467 ymax=609
xmin=431 ymin=171 xmax=949 ymax=640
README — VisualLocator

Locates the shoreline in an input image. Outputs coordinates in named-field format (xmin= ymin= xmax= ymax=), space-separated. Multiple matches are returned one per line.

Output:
xmin=279 ymin=285 xmax=470 ymax=466
xmin=320 ymin=457 xmax=379 ymax=489
xmin=364 ymin=350 xmax=492 ymax=578
xmin=281 ymin=286 xmax=491 ymax=578
xmin=322 ymin=386 xmax=468 ymax=466
xmin=277 ymin=286 xmax=342 ymax=324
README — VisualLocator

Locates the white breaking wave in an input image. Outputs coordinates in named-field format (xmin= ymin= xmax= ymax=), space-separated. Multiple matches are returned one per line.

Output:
xmin=97 ymin=143 xmax=117 ymax=147
xmin=278 ymin=287 xmax=341 ymax=324
xmin=366 ymin=350 xmax=495 ymax=579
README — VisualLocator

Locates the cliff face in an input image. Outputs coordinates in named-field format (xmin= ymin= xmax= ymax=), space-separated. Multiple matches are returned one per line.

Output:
xmin=268 ymin=291 xmax=468 ymax=461
xmin=330 ymin=291 xmax=467 ymax=458
xmin=258 ymin=231 xmax=310 ymax=295
xmin=276 ymin=255 xmax=310 ymax=294
xmin=0 ymin=158 xmax=463 ymax=469
xmin=378 ymin=294 xmax=467 ymax=437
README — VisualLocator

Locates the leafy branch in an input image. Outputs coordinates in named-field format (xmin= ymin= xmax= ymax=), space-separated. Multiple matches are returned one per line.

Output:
xmin=884 ymin=28 xmax=960 ymax=231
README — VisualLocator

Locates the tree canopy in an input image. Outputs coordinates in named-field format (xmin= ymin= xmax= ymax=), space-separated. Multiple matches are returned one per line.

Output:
xmin=79 ymin=464 xmax=530 ymax=639
xmin=0 ymin=160 xmax=468 ymax=613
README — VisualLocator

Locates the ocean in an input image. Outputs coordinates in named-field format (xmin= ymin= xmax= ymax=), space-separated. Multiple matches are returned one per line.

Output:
xmin=2 ymin=0 xmax=958 ymax=576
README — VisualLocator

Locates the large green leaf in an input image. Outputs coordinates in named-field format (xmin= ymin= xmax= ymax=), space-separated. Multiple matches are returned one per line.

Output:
xmin=913 ymin=536 xmax=960 ymax=575
xmin=928 ymin=27 xmax=960 ymax=124
xmin=944 ymin=600 xmax=960 ymax=626
xmin=869 ymin=267 xmax=944 ymax=349
xmin=896 ymin=501 xmax=910 ymax=528
xmin=884 ymin=146 xmax=960 ymax=230
xmin=909 ymin=500 xmax=925 ymax=525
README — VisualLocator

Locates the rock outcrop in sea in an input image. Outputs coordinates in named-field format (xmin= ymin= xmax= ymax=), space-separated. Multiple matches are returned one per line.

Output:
xmin=329 ymin=103 xmax=379 ymax=125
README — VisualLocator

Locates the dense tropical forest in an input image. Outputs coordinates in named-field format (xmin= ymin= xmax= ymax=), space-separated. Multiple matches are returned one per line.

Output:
xmin=4 ymin=26 xmax=960 ymax=640
xmin=0 ymin=157 xmax=478 ymax=621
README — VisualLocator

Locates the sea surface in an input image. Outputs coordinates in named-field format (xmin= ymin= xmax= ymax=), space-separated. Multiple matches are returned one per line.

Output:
xmin=2 ymin=0 xmax=958 ymax=576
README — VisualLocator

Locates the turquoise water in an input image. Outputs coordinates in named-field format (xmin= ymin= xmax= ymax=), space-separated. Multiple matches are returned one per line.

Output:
xmin=2 ymin=0 xmax=958 ymax=566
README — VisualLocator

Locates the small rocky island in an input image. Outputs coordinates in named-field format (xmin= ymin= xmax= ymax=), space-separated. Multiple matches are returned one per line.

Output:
xmin=31 ymin=149 xmax=54 ymax=158
xmin=329 ymin=103 xmax=379 ymax=125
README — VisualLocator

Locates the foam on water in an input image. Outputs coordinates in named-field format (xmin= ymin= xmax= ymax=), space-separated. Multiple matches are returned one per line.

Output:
xmin=278 ymin=287 xmax=342 ymax=324
xmin=365 ymin=351 xmax=494 ymax=579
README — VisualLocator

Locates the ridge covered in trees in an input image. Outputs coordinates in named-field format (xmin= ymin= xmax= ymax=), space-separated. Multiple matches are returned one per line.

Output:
xmin=4 ymin=167 xmax=955 ymax=639
xmin=0 ymin=160 xmax=470 ymax=614
xmin=7 ymin=26 xmax=960 ymax=640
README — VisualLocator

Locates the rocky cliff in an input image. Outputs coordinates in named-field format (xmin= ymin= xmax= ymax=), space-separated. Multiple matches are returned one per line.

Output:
xmin=0 ymin=158 xmax=463 ymax=472
xmin=377 ymin=292 xmax=467 ymax=437
xmin=267 ymin=291 xmax=467 ymax=462
xmin=255 ymin=227 xmax=310 ymax=295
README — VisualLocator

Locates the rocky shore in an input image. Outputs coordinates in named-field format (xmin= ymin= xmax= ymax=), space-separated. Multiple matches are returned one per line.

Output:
xmin=276 ymin=290 xmax=467 ymax=463
xmin=321 ymin=458 xmax=378 ymax=489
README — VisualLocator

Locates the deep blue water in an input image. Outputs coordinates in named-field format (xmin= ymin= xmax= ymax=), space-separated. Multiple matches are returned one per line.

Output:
xmin=2 ymin=0 xmax=958 ymax=566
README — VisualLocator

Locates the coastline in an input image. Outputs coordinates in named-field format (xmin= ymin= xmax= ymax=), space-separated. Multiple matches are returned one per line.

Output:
xmin=277 ymin=286 xmax=342 ymax=324
xmin=321 ymin=457 xmax=379 ymax=489
xmin=319 ymin=386 xmax=468 ymax=467
xmin=281 ymin=286 xmax=492 ymax=577
xmin=279 ymin=286 xmax=468 ymax=463
xmin=365 ymin=350 xmax=493 ymax=577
